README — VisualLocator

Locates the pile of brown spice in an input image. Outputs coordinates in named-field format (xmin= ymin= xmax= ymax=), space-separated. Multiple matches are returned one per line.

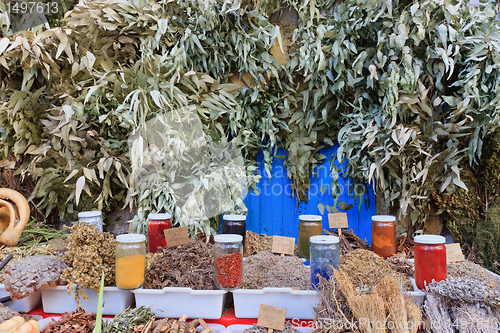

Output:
xmin=447 ymin=260 xmax=500 ymax=289
xmin=41 ymin=309 xmax=96 ymax=333
xmin=144 ymin=241 xmax=214 ymax=290
xmin=340 ymin=249 xmax=401 ymax=293
xmin=242 ymin=251 xmax=309 ymax=290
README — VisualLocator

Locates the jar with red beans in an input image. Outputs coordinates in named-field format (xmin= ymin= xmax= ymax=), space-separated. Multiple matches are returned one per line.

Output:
xmin=414 ymin=235 xmax=447 ymax=290
xmin=371 ymin=215 xmax=396 ymax=258
xmin=147 ymin=213 xmax=172 ymax=253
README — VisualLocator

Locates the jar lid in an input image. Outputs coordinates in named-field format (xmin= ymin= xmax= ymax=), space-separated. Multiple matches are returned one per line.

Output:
xmin=310 ymin=235 xmax=339 ymax=244
xmin=78 ymin=210 xmax=102 ymax=218
xmin=116 ymin=234 xmax=146 ymax=243
xmin=223 ymin=214 xmax=247 ymax=221
xmin=414 ymin=235 xmax=446 ymax=244
xmin=299 ymin=215 xmax=322 ymax=222
xmin=148 ymin=213 xmax=172 ymax=220
xmin=214 ymin=234 xmax=243 ymax=243
xmin=371 ymin=215 xmax=396 ymax=222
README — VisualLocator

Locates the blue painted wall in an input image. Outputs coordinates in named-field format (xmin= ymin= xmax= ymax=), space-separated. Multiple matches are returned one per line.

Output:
xmin=243 ymin=145 xmax=376 ymax=244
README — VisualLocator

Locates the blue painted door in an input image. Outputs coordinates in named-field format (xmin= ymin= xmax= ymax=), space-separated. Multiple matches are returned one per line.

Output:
xmin=243 ymin=145 xmax=376 ymax=244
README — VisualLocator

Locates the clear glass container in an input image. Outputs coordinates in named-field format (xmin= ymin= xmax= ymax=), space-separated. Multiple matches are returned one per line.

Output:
xmin=222 ymin=214 xmax=246 ymax=246
xmin=148 ymin=213 xmax=172 ymax=253
xmin=115 ymin=234 xmax=146 ymax=290
xmin=298 ymin=215 xmax=323 ymax=259
xmin=371 ymin=215 xmax=396 ymax=258
xmin=310 ymin=235 xmax=340 ymax=289
xmin=78 ymin=210 xmax=103 ymax=232
xmin=414 ymin=235 xmax=447 ymax=290
xmin=214 ymin=234 xmax=243 ymax=290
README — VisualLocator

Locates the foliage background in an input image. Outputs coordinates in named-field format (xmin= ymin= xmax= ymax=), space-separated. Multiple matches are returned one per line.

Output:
xmin=0 ymin=0 xmax=500 ymax=267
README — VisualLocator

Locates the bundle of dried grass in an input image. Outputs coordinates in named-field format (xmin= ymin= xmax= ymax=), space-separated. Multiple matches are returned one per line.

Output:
xmin=423 ymin=294 xmax=453 ymax=333
xmin=405 ymin=298 xmax=422 ymax=333
xmin=372 ymin=276 xmax=408 ymax=333
xmin=427 ymin=278 xmax=500 ymax=306
xmin=313 ymin=276 xmax=355 ymax=333
xmin=447 ymin=260 xmax=500 ymax=289
xmin=452 ymin=303 xmax=499 ymax=333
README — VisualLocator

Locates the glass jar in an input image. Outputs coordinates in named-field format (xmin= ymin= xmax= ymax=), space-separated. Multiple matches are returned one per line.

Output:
xmin=371 ymin=215 xmax=396 ymax=258
xmin=310 ymin=235 xmax=340 ymax=290
xmin=148 ymin=213 xmax=172 ymax=253
xmin=298 ymin=215 xmax=323 ymax=259
xmin=115 ymin=234 xmax=146 ymax=290
xmin=214 ymin=234 xmax=243 ymax=290
xmin=78 ymin=211 xmax=103 ymax=232
xmin=222 ymin=214 xmax=246 ymax=246
xmin=414 ymin=235 xmax=447 ymax=290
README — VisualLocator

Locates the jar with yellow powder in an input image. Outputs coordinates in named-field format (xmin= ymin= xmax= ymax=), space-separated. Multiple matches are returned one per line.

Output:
xmin=115 ymin=234 xmax=146 ymax=289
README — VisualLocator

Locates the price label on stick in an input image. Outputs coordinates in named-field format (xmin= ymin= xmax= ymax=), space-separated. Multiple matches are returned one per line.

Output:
xmin=257 ymin=304 xmax=287 ymax=331
xmin=271 ymin=236 xmax=295 ymax=256
xmin=328 ymin=213 xmax=348 ymax=229
xmin=446 ymin=243 xmax=465 ymax=263
xmin=164 ymin=226 xmax=191 ymax=247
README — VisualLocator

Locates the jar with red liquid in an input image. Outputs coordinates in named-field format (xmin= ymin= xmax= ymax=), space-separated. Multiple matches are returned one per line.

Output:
xmin=371 ymin=215 xmax=396 ymax=258
xmin=147 ymin=213 xmax=172 ymax=253
xmin=414 ymin=235 xmax=447 ymax=290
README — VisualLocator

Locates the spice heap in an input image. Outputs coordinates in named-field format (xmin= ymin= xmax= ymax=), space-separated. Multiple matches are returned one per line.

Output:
xmin=244 ymin=322 xmax=299 ymax=333
xmin=41 ymin=309 xmax=96 ymax=333
xmin=144 ymin=241 xmax=214 ymax=290
xmin=4 ymin=256 xmax=67 ymax=299
xmin=242 ymin=251 xmax=309 ymax=290
xmin=339 ymin=249 xmax=394 ymax=293
xmin=424 ymin=278 xmax=500 ymax=332
xmin=62 ymin=223 xmax=116 ymax=304
xmin=396 ymin=235 xmax=414 ymax=258
xmin=447 ymin=260 xmax=500 ymax=289
xmin=0 ymin=244 xmax=54 ymax=282
xmin=216 ymin=252 xmax=242 ymax=289
xmin=386 ymin=253 xmax=414 ymax=277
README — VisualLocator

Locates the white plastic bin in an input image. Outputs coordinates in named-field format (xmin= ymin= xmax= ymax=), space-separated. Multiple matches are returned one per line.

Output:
xmin=403 ymin=277 xmax=426 ymax=307
xmin=132 ymin=287 xmax=227 ymax=319
xmin=40 ymin=285 xmax=134 ymax=315
xmin=232 ymin=288 xmax=320 ymax=319
xmin=0 ymin=284 xmax=41 ymax=312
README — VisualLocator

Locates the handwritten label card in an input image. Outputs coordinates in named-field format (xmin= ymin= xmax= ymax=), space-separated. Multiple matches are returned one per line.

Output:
xmin=271 ymin=236 xmax=295 ymax=256
xmin=257 ymin=304 xmax=287 ymax=331
xmin=164 ymin=226 xmax=191 ymax=247
xmin=446 ymin=243 xmax=465 ymax=263
xmin=328 ymin=213 xmax=348 ymax=229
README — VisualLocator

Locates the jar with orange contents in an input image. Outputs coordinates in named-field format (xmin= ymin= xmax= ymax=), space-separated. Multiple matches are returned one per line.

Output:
xmin=115 ymin=234 xmax=146 ymax=290
xmin=371 ymin=215 xmax=396 ymax=258
xmin=414 ymin=235 xmax=447 ymax=290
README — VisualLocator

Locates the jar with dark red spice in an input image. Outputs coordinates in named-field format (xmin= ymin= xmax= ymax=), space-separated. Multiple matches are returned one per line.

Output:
xmin=222 ymin=214 xmax=246 ymax=246
xmin=147 ymin=213 xmax=172 ymax=253
xmin=214 ymin=234 xmax=243 ymax=290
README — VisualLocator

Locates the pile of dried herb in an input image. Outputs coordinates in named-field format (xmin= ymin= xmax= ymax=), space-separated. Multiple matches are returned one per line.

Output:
xmin=447 ymin=260 xmax=499 ymax=289
xmin=242 ymin=251 xmax=309 ymax=290
xmin=41 ymin=309 xmax=96 ymax=333
xmin=103 ymin=306 xmax=154 ymax=333
xmin=244 ymin=322 xmax=299 ymax=333
xmin=144 ymin=242 xmax=214 ymax=290
xmin=62 ymin=223 xmax=116 ymax=304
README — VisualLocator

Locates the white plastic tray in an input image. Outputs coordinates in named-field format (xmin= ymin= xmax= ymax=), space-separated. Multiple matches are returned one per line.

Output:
xmin=0 ymin=284 xmax=42 ymax=312
xmin=132 ymin=287 xmax=227 ymax=319
xmin=40 ymin=285 xmax=134 ymax=315
xmin=232 ymin=288 xmax=320 ymax=319
xmin=403 ymin=277 xmax=426 ymax=307
xmin=226 ymin=324 xmax=312 ymax=333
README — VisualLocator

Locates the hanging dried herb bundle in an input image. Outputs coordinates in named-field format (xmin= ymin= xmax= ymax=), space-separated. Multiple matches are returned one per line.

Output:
xmin=62 ymin=223 xmax=116 ymax=304
xmin=242 ymin=251 xmax=309 ymax=290
xmin=144 ymin=242 xmax=214 ymax=290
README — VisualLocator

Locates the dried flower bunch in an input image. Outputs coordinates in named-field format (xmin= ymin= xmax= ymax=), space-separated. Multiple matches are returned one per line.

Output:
xmin=242 ymin=251 xmax=309 ymax=290
xmin=62 ymin=223 xmax=116 ymax=304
